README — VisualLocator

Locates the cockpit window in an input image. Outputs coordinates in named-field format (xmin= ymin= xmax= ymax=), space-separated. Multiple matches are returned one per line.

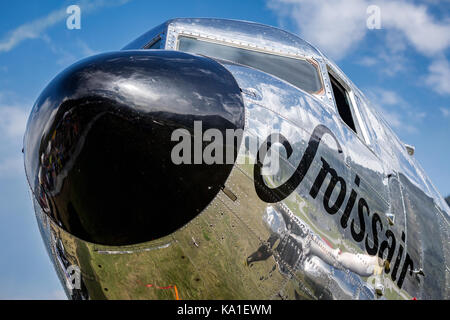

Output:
xmin=178 ymin=36 xmax=323 ymax=94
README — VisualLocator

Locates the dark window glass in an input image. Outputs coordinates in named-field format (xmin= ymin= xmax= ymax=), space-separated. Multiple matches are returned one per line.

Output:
xmin=143 ymin=37 xmax=161 ymax=49
xmin=329 ymin=73 xmax=357 ymax=133
xmin=178 ymin=36 xmax=323 ymax=94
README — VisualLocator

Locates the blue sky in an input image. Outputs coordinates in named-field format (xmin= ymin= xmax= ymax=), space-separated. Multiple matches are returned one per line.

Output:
xmin=0 ymin=0 xmax=448 ymax=299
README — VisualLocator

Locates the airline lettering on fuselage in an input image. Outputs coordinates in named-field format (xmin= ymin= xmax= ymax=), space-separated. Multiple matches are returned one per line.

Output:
xmin=253 ymin=124 xmax=414 ymax=289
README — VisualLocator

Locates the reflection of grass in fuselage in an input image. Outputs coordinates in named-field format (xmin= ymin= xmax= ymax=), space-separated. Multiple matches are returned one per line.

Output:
xmin=237 ymin=146 xmax=413 ymax=299
xmin=284 ymin=190 xmax=359 ymax=254
xmin=86 ymin=240 xmax=197 ymax=299
xmin=287 ymin=194 xmax=410 ymax=300
xmin=173 ymin=198 xmax=284 ymax=299
xmin=74 ymin=240 xmax=107 ymax=299
xmin=226 ymin=153 xmax=410 ymax=299
xmin=233 ymin=160 xmax=319 ymax=298
xmin=237 ymin=155 xmax=255 ymax=176
xmin=239 ymin=154 xmax=359 ymax=255
xmin=52 ymin=150 xmax=408 ymax=300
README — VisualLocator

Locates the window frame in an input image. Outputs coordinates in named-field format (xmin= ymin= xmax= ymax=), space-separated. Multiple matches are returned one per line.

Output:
xmin=327 ymin=66 xmax=371 ymax=146
xmin=143 ymin=34 xmax=163 ymax=49
xmin=176 ymin=34 xmax=325 ymax=95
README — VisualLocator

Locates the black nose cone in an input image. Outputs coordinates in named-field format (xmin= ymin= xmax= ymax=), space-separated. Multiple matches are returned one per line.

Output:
xmin=24 ymin=50 xmax=245 ymax=245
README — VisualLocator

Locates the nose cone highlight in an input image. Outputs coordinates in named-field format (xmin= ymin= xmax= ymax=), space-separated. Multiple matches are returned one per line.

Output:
xmin=24 ymin=50 xmax=245 ymax=245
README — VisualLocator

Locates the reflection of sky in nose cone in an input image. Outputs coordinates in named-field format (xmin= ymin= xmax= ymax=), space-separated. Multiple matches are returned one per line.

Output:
xmin=77 ymin=71 xmax=185 ymax=114
xmin=110 ymin=76 xmax=190 ymax=113
xmin=24 ymin=49 xmax=246 ymax=200
xmin=25 ymin=97 xmax=60 ymax=182
xmin=67 ymin=54 xmax=244 ymax=123
xmin=24 ymin=49 xmax=246 ymax=248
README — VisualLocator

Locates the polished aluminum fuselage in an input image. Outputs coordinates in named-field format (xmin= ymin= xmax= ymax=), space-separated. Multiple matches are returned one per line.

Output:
xmin=31 ymin=18 xmax=449 ymax=299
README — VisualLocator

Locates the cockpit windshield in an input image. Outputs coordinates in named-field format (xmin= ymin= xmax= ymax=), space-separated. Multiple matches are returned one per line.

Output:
xmin=178 ymin=36 xmax=323 ymax=94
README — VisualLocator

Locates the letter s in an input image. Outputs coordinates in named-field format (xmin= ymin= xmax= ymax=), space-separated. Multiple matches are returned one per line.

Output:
xmin=254 ymin=124 xmax=342 ymax=203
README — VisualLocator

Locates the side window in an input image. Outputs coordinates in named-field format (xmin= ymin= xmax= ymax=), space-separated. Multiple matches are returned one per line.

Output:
xmin=143 ymin=36 xmax=162 ymax=49
xmin=329 ymin=73 xmax=357 ymax=133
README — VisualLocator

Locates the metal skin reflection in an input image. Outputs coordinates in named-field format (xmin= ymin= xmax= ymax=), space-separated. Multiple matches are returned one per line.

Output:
xmin=24 ymin=18 xmax=449 ymax=300
xmin=24 ymin=50 xmax=245 ymax=246
xmin=253 ymin=125 xmax=413 ymax=289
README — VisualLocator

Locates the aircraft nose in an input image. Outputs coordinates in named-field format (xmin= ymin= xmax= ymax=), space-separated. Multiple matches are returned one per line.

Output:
xmin=24 ymin=50 xmax=245 ymax=246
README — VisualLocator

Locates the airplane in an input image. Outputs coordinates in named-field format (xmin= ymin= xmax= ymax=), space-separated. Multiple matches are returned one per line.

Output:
xmin=23 ymin=18 xmax=449 ymax=300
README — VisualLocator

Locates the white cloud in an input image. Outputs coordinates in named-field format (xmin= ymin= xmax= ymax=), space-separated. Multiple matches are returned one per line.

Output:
xmin=425 ymin=58 xmax=450 ymax=95
xmin=0 ymin=106 xmax=28 ymax=139
xmin=358 ymin=56 xmax=378 ymax=66
xmin=358 ymin=53 xmax=408 ymax=76
xmin=379 ymin=1 xmax=450 ymax=56
xmin=268 ymin=0 xmax=450 ymax=59
xmin=268 ymin=0 xmax=368 ymax=59
xmin=378 ymin=51 xmax=409 ymax=76
xmin=366 ymin=87 xmax=425 ymax=134
xmin=0 ymin=0 xmax=132 ymax=53
xmin=77 ymin=39 xmax=99 ymax=57
xmin=0 ymin=156 xmax=24 ymax=177
xmin=441 ymin=107 xmax=450 ymax=117
xmin=0 ymin=9 xmax=66 ymax=52
xmin=374 ymin=88 xmax=405 ymax=106
xmin=269 ymin=0 xmax=450 ymax=94
xmin=0 ymin=89 xmax=36 ymax=179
